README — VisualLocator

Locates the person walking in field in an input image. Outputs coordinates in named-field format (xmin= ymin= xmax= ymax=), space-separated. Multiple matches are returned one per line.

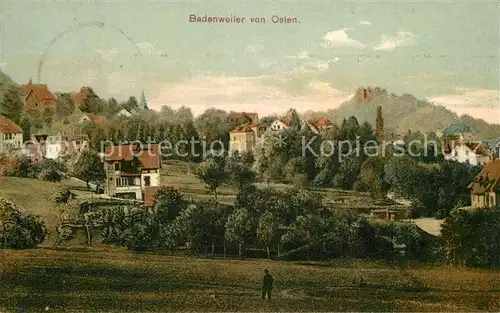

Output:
xmin=262 ymin=269 xmax=274 ymax=300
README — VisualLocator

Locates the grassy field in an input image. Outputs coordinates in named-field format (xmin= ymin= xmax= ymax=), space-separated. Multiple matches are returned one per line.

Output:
xmin=160 ymin=159 xmax=405 ymax=214
xmin=0 ymin=176 xmax=90 ymax=244
xmin=1 ymin=248 xmax=499 ymax=312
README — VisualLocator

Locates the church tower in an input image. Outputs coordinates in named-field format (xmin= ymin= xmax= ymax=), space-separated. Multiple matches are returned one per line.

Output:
xmin=139 ymin=91 xmax=148 ymax=111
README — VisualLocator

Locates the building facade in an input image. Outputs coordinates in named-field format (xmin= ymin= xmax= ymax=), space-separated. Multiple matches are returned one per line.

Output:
xmin=269 ymin=119 xmax=291 ymax=131
xmin=23 ymin=134 xmax=48 ymax=163
xmin=444 ymin=141 xmax=491 ymax=166
xmin=467 ymin=159 xmax=500 ymax=209
xmin=45 ymin=135 xmax=89 ymax=160
xmin=229 ymin=125 xmax=258 ymax=154
xmin=0 ymin=116 xmax=23 ymax=156
xmin=103 ymin=143 xmax=161 ymax=202
xmin=22 ymin=79 xmax=57 ymax=110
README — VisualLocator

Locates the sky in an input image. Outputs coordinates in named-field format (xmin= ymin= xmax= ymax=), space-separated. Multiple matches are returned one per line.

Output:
xmin=1 ymin=0 xmax=499 ymax=123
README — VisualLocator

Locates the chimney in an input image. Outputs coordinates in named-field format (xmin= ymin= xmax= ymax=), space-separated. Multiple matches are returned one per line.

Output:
xmin=28 ymin=78 xmax=32 ymax=86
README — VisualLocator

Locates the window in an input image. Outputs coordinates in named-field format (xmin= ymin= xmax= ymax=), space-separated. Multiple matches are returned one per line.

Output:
xmin=114 ymin=163 xmax=120 ymax=171
xmin=116 ymin=177 xmax=128 ymax=186
xmin=144 ymin=176 xmax=151 ymax=186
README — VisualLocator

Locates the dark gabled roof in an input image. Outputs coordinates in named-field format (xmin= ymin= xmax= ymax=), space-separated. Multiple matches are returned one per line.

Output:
xmin=443 ymin=124 xmax=472 ymax=137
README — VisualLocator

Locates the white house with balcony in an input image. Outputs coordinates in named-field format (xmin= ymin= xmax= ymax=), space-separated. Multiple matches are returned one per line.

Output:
xmin=103 ymin=143 xmax=161 ymax=202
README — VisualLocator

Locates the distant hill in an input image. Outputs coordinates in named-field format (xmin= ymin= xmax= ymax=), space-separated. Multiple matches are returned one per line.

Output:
xmin=304 ymin=86 xmax=500 ymax=139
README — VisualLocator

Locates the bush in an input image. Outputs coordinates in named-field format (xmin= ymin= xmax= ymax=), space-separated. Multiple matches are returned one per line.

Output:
xmin=37 ymin=159 xmax=65 ymax=182
xmin=0 ymin=197 xmax=46 ymax=248
xmin=52 ymin=185 xmax=73 ymax=204
xmin=442 ymin=208 xmax=500 ymax=268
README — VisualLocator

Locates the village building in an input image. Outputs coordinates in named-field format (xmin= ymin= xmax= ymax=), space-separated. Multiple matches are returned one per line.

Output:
xmin=103 ymin=143 xmax=161 ymax=203
xmin=268 ymin=119 xmax=291 ymax=131
xmin=442 ymin=124 xmax=475 ymax=141
xmin=45 ymin=135 xmax=89 ymax=160
xmin=444 ymin=141 xmax=491 ymax=166
xmin=0 ymin=116 xmax=23 ymax=156
xmin=22 ymin=79 xmax=57 ymax=110
xmin=229 ymin=125 xmax=259 ymax=154
xmin=23 ymin=134 xmax=48 ymax=163
xmin=79 ymin=113 xmax=107 ymax=123
xmin=118 ymin=108 xmax=133 ymax=117
xmin=482 ymin=138 xmax=500 ymax=160
xmin=467 ymin=159 xmax=500 ymax=209
xmin=302 ymin=118 xmax=333 ymax=134
xmin=117 ymin=91 xmax=149 ymax=117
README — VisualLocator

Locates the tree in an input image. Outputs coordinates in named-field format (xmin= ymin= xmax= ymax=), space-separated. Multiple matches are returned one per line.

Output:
xmin=0 ymin=85 xmax=24 ymax=125
xmin=193 ymin=156 xmax=227 ymax=199
xmin=175 ymin=201 xmax=231 ymax=252
xmin=0 ymin=197 xmax=46 ymax=249
xmin=374 ymin=105 xmax=384 ymax=140
xmin=55 ymin=93 xmax=75 ymax=118
xmin=82 ymin=88 xmax=105 ymax=113
xmin=225 ymin=159 xmax=256 ymax=191
xmin=358 ymin=156 xmax=389 ymax=197
xmin=52 ymin=185 xmax=73 ymax=204
xmin=68 ymin=150 xmax=105 ymax=189
xmin=153 ymin=187 xmax=187 ymax=224
xmin=37 ymin=158 xmax=64 ymax=182
xmin=257 ymin=212 xmax=279 ymax=258
xmin=225 ymin=208 xmax=255 ymax=256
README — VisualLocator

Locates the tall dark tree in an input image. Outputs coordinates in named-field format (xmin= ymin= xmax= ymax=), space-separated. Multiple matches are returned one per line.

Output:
xmin=0 ymin=85 xmax=24 ymax=125
xmin=375 ymin=105 xmax=384 ymax=140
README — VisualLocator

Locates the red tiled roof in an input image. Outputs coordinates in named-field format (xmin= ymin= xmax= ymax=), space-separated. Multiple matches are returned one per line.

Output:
xmin=468 ymin=159 xmax=500 ymax=194
xmin=86 ymin=114 xmax=106 ymax=122
xmin=22 ymin=80 xmax=57 ymax=105
xmin=279 ymin=119 xmax=291 ymax=126
xmin=0 ymin=116 xmax=23 ymax=133
xmin=306 ymin=120 xmax=319 ymax=133
xmin=229 ymin=112 xmax=258 ymax=124
xmin=230 ymin=125 xmax=255 ymax=134
xmin=104 ymin=143 xmax=161 ymax=170
xmin=316 ymin=117 xmax=332 ymax=127
xmin=466 ymin=142 xmax=490 ymax=157
xmin=143 ymin=185 xmax=180 ymax=206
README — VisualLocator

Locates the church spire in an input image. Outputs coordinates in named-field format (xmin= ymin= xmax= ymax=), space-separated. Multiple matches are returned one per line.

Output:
xmin=139 ymin=91 xmax=148 ymax=111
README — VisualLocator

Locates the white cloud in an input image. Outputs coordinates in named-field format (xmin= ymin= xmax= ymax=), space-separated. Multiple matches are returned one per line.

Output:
xmin=244 ymin=44 xmax=263 ymax=53
xmin=360 ymin=20 xmax=372 ymax=26
xmin=135 ymin=42 xmax=164 ymax=55
xmin=286 ymin=51 xmax=311 ymax=60
xmin=304 ymin=58 xmax=340 ymax=72
xmin=321 ymin=28 xmax=365 ymax=48
xmin=428 ymin=88 xmax=500 ymax=124
xmin=373 ymin=31 xmax=416 ymax=51
xmin=94 ymin=47 xmax=120 ymax=61
xmin=148 ymin=75 xmax=350 ymax=116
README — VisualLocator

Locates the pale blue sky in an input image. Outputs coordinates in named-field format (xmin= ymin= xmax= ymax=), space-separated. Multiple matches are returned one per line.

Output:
xmin=1 ymin=1 xmax=499 ymax=122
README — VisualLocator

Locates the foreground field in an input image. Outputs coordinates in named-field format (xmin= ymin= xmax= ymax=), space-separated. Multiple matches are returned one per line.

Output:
xmin=1 ymin=248 xmax=499 ymax=312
